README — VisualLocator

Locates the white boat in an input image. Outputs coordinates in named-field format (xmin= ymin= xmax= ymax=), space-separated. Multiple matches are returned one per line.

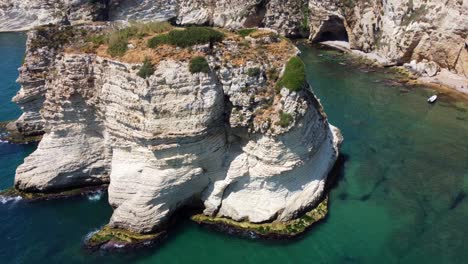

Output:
xmin=427 ymin=95 xmax=438 ymax=103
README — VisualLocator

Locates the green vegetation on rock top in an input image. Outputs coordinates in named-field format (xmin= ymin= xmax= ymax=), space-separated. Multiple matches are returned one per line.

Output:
xmin=137 ymin=57 xmax=155 ymax=79
xmin=276 ymin=111 xmax=294 ymax=128
xmin=189 ymin=56 xmax=210 ymax=74
xmin=148 ymin=27 xmax=224 ymax=48
xmin=238 ymin=28 xmax=257 ymax=37
xmin=277 ymin=56 xmax=306 ymax=92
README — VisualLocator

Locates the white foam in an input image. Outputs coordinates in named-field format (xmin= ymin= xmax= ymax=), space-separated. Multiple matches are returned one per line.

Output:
xmin=87 ymin=191 xmax=103 ymax=202
xmin=84 ymin=229 xmax=100 ymax=241
xmin=0 ymin=195 xmax=23 ymax=204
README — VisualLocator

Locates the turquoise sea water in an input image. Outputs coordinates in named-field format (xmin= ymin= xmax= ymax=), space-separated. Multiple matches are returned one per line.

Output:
xmin=0 ymin=33 xmax=467 ymax=264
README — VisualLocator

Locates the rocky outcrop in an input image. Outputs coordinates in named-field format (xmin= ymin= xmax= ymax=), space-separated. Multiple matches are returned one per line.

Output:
xmin=11 ymin=26 xmax=342 ymax=239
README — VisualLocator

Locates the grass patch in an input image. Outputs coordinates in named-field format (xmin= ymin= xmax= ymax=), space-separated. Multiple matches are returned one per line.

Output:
xmin=125 ymin=21 xmax=173 ymax=38
xmin=277 ymin=56 xmax=306 ymax=92
xmin=192 ymin=197 xmax=328 ymax=237
xmin=137 ymin=57 xmax=154 ymax=79
xmin=276 ymin=111 xmax=293 ymax=128
xmin=147 ymin=34 xmax=171 ymax=48
xmin=107 ymin=33 xmax=128 ymax=57
xmin=238 ymin=28 xmax=257 ymax=37
xmin=82 ymin=22 xmax=172 ymax=56
xmin=189 ymin=56 xmax=210 ymax=74
xmin=148 ymin=27 xmax=224 ymax=48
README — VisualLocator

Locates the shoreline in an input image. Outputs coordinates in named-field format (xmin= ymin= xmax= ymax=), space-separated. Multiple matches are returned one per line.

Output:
xmin=318 ymin=41 xmax=468 ymax=100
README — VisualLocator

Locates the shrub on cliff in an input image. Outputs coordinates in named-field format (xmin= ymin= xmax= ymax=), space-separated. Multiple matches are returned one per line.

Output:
xmin=147 ymin=34 xmax=171 ymax=48
xmin=189 ymin=57 xmax=210 ymax=74
xmin=148 ymin=27 xmax=224 ymax=48
xmin=276 ymin=111 xmax=294 ymax=128
xmin=107 ymin=34 xmax=128 ymax=57
xmin=137 ymin=58 xmax=155 ymax=79
xmin=277 ymin=56 xmax=306 ymax=92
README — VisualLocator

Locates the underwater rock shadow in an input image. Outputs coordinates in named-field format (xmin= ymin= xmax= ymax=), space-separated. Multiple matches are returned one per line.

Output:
xmin=324 ymin=154 xmax=349 ymax=193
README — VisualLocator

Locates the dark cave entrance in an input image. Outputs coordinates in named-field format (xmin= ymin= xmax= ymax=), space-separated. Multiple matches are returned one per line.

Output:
xmin=243 ymin=0 xmax=267 ymax=28
xmin=312 ymin=16 xmax=349 ymax=43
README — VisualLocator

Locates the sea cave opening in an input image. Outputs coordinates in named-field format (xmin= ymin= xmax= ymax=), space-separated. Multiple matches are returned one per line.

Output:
xmin=312 ymin=16 xmax=349 ymax=43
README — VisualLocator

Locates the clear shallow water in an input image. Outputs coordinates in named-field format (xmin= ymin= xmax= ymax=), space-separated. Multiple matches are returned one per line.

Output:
xmin=0 ymin=34 xmax=467 ymax=264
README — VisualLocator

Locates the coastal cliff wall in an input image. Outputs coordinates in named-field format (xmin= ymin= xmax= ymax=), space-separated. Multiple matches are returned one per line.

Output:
xmin=1 ymin=0 xmax=466 ymax=80
xmin=11 ymin=25 xmax=342 ymax=236
xmin=308 ymin=0 xmax=468 ymax=79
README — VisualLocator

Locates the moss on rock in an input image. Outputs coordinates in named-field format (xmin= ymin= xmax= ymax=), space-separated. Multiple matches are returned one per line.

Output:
xmin=0 ymin=185 xmax=108 ymax=202
xmin=85 ymin=225 xmax=166 ymax=251
xmin=277 ymin=56 xmax=306 ymax=92
xmin=191 ymin=197 xmax=328 ymax=238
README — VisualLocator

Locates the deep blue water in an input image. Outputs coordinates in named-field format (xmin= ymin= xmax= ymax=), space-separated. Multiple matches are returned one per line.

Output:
xmin=0 ymin=33 xmax=26 ymax=122
xmin=0 ymin=33 xmax=467 ymax=264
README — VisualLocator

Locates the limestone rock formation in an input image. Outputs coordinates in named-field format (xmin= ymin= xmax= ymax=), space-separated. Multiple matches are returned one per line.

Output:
xmin=12 ymin=25 xmax=342 ymax=236
xmin=307 ymin=0 xmax=468 ymax=78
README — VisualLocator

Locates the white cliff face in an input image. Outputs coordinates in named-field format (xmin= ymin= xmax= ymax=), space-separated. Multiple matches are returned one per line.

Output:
xmin=100 ymin=59 xmax=227 ymax=232
xmin=109 ymin=0 xmax=177 ymax=22
xmin=15 ymin=54 xmax=111 ymax=191
xmin=0 ymin=0 xmax=106 ymax=31
xmin=13 ymin=26 xmax=342 ymax=233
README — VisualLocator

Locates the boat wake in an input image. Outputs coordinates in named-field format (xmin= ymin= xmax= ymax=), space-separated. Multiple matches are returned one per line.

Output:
xmin=0 ymin=195 xmax=22 ymax=204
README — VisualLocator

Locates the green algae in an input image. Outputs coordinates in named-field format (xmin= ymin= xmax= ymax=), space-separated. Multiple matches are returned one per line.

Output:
xmin=191 ymin=197 xmax=328 ymax=237
xmin=86 ymin=225 xmax=165 ymax=249
xmin=0 ymin=185 xmax=107 ymax=201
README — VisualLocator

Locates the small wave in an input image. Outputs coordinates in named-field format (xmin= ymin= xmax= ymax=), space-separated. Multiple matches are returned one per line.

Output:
xmin=84 ymin=229 xmax=100 ymax=241
xmin=87 ymin=191 xmax=103 ymax=202
xmin=0 ymin=195 xmax=23 ymax=204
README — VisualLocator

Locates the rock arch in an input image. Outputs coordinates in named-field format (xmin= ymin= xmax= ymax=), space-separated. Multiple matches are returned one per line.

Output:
xmin=311 ymin=15 xmax=349 ymax=43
